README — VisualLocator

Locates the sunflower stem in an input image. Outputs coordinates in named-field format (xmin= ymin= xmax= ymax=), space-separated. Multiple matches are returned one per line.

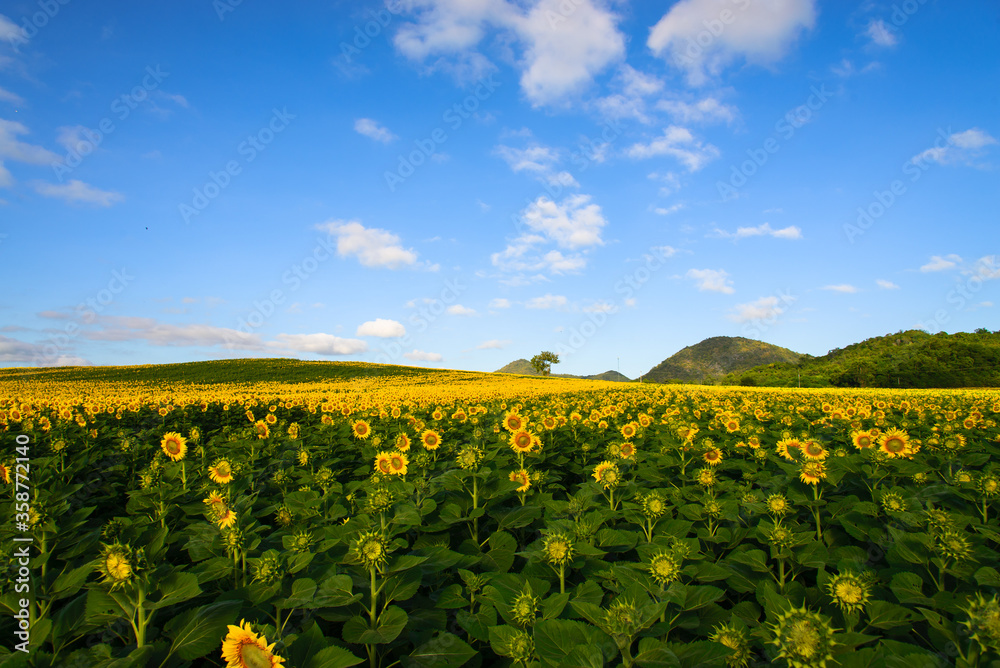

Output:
xmin=369 ymin=565 xmax=379 ymax=668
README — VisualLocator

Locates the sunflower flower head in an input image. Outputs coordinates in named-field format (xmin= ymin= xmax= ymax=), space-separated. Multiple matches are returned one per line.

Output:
xmin=648 ymin=552 xmax=681 ymax=586
xmin=825 ymin=571 xmax=873 ymax=615
xmin=96 ymin=542 xmax=140 ymax=590
xmin=641 ymin=491 xmax=667 ymax=519
xmin=711 ymin=621 xmax=751 ymax=668
xmin=251 ymin=552 xmax=284 ymax=585
xmin=208 ymin=459 xmax=235 ymax=484
xmin=697 ymin=467 xmax=717 ymax=488
xmin=935 ymin=529 xmax=973 ymax=562
xmin=961 ymin=593 xmax=1000 ymax=654
xmin=354 ymin=530 xmax=390 ymax=572
xmin=160 ymin=432 xmax=187 ymax=461
xmin=220 ymin=618 xmax=286 ymax=668
xmin=767 ymin=604 xmax=838 ymax=668
xmin=592 ymin=461 xmax=620 ymax=489
xmin=542 ymin=532 xmax=574 ymax=566
xmin=511 ymin=585 xmax=541 ymax=627
xmin=510 ymin=468 xmax=531 ymax=493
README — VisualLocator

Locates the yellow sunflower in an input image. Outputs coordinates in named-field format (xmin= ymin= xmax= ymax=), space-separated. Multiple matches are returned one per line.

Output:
xmin=510 ymin=469 xmax=531 ymax=493
xmin=352 ymin=420 xmax=371 ymax=439
xmin=374 ymin=452 xmax=393 ymax=476
xmin=851 ymin=430 xmax=873 ymax=450
xmin=879 ymin=429 xmax=911 ymax=458
xmin=160 ymin=432 xmax=187 ymax=461
xmin=802 ymin=441 xmax=827 ymax=461
xmin=395 ymin=433 xmax=411 ymax=452
xmin=254 ymin=420 xmax=270 ymax=440
xmin=208 ymin=459 xmax=234 ymax=484
xmin=775 ymin=438 xmax=801 ymax=461
xmin=503 ymin=412 xmax=525 ymax=433
xmin=592 ymin=461 xmax=620 ymax=489
xmin=703 ymin=448 xmax=723 ymax=466
xmin=620 ymin=422 xmax=637 ymax=440
xmin=388 ymin=451 xmax=408 ymax=476
xmin=421 ymin=429 xmax=441 ymax=451
xmin=509 ymin=429 xmax=535 ymax=454
xmin=619 ymin=441 xmax=636 ymax=460
xmin=0 ymin=462 xmax=10 ymax=484
xmin=799 ymin=460 xmax=827 ymax=485
xmin=221 ymin=619 xmax=285 ymax=668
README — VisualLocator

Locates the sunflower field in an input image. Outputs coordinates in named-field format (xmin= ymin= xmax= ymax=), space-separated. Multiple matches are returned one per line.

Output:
xmin=1 ymin=366 xmax=1000 ymax=667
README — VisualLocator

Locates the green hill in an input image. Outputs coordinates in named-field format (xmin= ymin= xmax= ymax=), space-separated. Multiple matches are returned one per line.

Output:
xmin=643 ymin=336 xmax=803 ymax=384
xmin=723 ymin=328 xmax=1000 ymax=388
xmin=0 ymin=358 xmax=452 ymax=385
xmin=493 ymin=359 xmax=631 ymax=382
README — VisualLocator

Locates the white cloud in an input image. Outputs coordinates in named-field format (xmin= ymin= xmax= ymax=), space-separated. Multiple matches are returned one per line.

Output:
xmin=356 ymin=318 xmax=406 ymax=338
xmin=0 ymin=86 xmax=24 ymax=106
xmin=653 ymin=204 xmax=684 ymax=216
xmin=686 ymin=268 xmax=734 ymax=294
xmin=32 ymin=179 xmax=124 ymax=206
xmin=657 ymin=97 xmax=738 ymax=125
xmin=583 ymin=301 xmax=616 ymax=313
xmin=0 ymin=119 xmax=61 ymax=166
xmin=316 ymin=219 xmax=422 ymax=269
xmin=492 ymin=194 xmax=607 ymax=276
xmin=876 ymin=279 xmax=900 ymax=290
xmin=447 ymin=304 xmax=477 ymax=316
xmin=728 ymin=295 xmax=791 ymax=323
xmin=647 ymin=171 xmax=682 ymax=197
xmin=822 ymin=284 xmax=859 ymax=293
xmin=404 ymin=349 xmax=443 ymax=362
xmin=85 ymin=316 xmax=265 ymax=350
xmin=272 ymin=333 xmax=368 ymax=355
xmin=495 ymin=143 xmax=559 ymax=174
xmin=711 ymin=222 xmax=802 ymax=240
xmin=648 ymin=0 xmax=816 ymax=85
xmin=393 ymin=0 xmax=625 ymax=106
xmin=354 ymin=118 xmax=397 ymax=143
xmin=521 ymin=194 xmax=606 ymax=248
xmin=626 ymin=125 xmax=719 ymax=171
xmin=489 ymin=298 xmax=511 ymax=308
xmin=526 ymin=294 xmax=567 ymax=309
xmin=477 ymin=338 xmax=511 ymax=349
xmin=912 ymin=128 xmax=996 ymax=166
xmin=0 ymin=15 xmax=26 ymax=47
xmin=866 ymin=19 xmax=897 ymax=47
xmin=513 ymin=0 xmax=626 ymax=106
xmin=920 ymin=254 xmax=962 ymax=272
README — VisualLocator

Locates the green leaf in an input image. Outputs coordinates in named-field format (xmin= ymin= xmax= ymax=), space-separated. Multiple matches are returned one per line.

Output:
xmin=680 ymin=585 xmax=724 ymax=612
xmin=404 ymin=632 xmax=476 ymax=667
xmin=343 ymin=606 xmax=409 ymax=645
xmin=456 ymin=606 xmax=496 ymax=642
xmin=864 ymin=600 xmax=912 ymax=629
xmin=669 ymin=640 xmax=733 ymax=668
xmin=975 ymin=566 xmax=1000 ymax=587
xmin=376 ymin=605 xmax=409 ymax=643
xmin=382 ymin=569 xmax=423 ymax=605
xmin=494 ymin=504 xmax=542 ymax=531
xmin=533 ymin=619 xmax=594 ymax=664
xmin=307 ymin=645 xmax=365 ymax=668
xmin=282 ymin=578 xmax=317 ymax=609
xmin=728 ymin=550 xmax=769 ymax=572
xmin=481 ymin=531 xmax=517 ymax=573
xmin=434 ymin=584 xmax=468 ymax=609
xmin=633 ymin=638 xmax=681 ymax=668
xmin=290 ymin=621 xmax=329 ymax=667
xmin=315 ymin=575 xmax=362 ymax=608
xmin=487 ymin=624 xmax=523 ymax=657
xmin=149 ymin=571 xmax=201 ymax=610
xmin=50 ymin=563 xmax=94 ymax=598
xmin=542 ymin=592 xmax=570 ymax=620
xmin=163 ymin=600 xmax=242 ymax=661
xmin=890 ymin=571 xmax=932 ymax=606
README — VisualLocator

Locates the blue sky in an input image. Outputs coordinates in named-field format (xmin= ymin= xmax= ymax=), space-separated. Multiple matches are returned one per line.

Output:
xmin=0 ymin=0 xmax=997 ymax=377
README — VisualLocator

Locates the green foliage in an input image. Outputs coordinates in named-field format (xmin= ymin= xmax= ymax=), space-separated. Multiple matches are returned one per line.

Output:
xmin=644 ymin=336 xmax=803 ymax=384
xmin=724 ymin=329 xmax=1000 ymax=388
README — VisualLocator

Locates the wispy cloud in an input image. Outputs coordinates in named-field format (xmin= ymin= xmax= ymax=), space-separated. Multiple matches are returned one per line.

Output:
xmin=526 ymin=294 xmax=567 ymax=309
xmin=316 ymin=219 xmax=433 ymax=270
xmin=354 ymin=118 xmax=397 ymax=143
xmin=710 ymin=222 xmax=802 ymax=240
xmin=356 ymin=319 xmax=406 ymax=337
xmin=876 ymin=279 xmax=899 ymax=290
xmin=822 ymin=284 xmax=859 ymax=293
xmin=686 ymin=268 xmax=734 ymax=294
xmin=32 ymin=179 xmax=125 ymax=207
xmin=920 ymin=254 xmax=962 ymax=272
